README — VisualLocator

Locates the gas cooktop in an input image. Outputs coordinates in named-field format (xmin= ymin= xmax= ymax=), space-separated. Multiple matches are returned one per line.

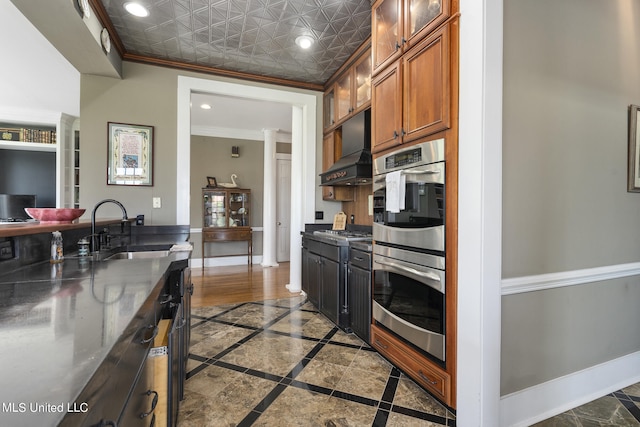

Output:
xmin=312 ymin=230 xmax=373 ymax=242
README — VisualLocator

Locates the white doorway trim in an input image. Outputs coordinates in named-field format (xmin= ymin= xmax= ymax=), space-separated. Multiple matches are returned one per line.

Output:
xmin=176 ymin=76 xmax=317 ymax=291
xmin=457 ymin=0 xmax=503 ymax=424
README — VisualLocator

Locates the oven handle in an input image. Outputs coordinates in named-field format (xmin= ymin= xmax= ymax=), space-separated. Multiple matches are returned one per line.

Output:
xmin=374 ymin=259 xmax=442 ymax=284
xmin=374 ymin=169 xmax=441 ymax=184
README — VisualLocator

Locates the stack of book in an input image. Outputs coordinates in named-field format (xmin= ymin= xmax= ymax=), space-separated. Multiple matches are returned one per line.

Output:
xmin=0 ymin=127 xmax=57 ymax=144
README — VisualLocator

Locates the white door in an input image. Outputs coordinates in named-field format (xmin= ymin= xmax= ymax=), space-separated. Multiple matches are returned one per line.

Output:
xmin=276 ymin=157 xmax=291 ymax=262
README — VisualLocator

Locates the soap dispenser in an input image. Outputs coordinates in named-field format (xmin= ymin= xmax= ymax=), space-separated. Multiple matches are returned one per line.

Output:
xmin=50 ymin=231 xmax=64 ymax=264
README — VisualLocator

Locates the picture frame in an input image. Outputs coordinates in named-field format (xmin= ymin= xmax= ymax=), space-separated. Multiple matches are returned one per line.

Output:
xmin=107 ymin=122 xmax=154 ymax=186
xmin=628 ymin=105 xmax=640 ymax=192
xmin=207 ymin=176 xmax=217 ymax=188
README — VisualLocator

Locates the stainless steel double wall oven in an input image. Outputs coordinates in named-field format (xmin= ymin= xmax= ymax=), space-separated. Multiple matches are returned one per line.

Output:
xmin=372 ymin=138 xmax=447 ymax=363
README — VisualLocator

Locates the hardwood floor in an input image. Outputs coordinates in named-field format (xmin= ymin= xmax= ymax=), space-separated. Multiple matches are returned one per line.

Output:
xmin=191 ymin=262 xmax=299 ymax=307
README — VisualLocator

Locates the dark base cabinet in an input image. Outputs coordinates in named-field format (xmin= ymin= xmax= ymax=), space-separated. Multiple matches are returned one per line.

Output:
xmin=61 ymin=264 xmax=192 ymax=427
xmin=302 ymin=246 xmax=320 ymax=307
xmin=301 ymin=236 xmax=349 ymax=330
xmin=162 ymin=266 xmax=192 ymax=426
xmin=348 ymin=247 xmax=372 ymax=344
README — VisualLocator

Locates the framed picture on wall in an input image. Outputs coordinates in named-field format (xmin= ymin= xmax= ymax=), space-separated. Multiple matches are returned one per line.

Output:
xmin=107 ymin=122 xmax=154 ymax=186
xmin=628 ymin=105 xmax=640 ymax=192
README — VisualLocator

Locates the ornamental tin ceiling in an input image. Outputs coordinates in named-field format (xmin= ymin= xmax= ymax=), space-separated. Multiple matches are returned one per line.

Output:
xmin=100 ymin=0 xmax=372 ymax=86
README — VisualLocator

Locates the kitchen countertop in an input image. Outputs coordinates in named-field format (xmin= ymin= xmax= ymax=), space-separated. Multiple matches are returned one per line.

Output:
xmin=0 ymin=236 xmax=190 ymax=427
xmin=0 ymin=219 xmax=133 ymax=238
xmin=301 ymin=231 xmax=372 ymax=247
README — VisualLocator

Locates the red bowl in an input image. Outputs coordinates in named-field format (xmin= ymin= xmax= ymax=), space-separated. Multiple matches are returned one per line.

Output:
xmin=25 ymin=208 xmax=86 ymax=224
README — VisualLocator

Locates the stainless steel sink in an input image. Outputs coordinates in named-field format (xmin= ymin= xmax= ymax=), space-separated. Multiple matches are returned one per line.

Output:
xmin=105 ymin=250 xmax=171 ymax=260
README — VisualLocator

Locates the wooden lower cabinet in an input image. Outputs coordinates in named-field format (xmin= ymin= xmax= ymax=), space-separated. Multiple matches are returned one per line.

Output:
xmin=371 ymin=324 xmax=452 ymax=406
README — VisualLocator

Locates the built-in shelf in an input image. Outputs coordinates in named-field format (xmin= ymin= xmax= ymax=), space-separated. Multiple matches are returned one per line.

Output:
xmin=0 ymin=108 xmax=77 ymax=208
xmin=0 ymin=141 xmax=57 ymax=152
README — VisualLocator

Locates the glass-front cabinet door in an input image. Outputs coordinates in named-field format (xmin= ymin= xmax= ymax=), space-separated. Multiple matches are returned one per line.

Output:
xmin=202 ymin=188 xmax=251 ymax=228
xmin=323 ymin=87 xmax=336 ymax=130
xmin=372 ymin=0 xmax=401 ymax=73
xmin=336 ymin=72 xmax=352 ymax=123
xmin=406 ymin=0 xmax=447 ymax=43
xmin=354 ymin=50 xmax=372 ymax=111
xmin=228 ymin=190 xmax=250 ymax=227
xmin=203 ymin=189 xmax=226 ymax=228
xmin=372 ymin=0 xmax=450 ymax=75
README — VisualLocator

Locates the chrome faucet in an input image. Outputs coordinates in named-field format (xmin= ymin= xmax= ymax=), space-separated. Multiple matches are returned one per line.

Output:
xmin=91 ymin=199 xmax=128 ymax=253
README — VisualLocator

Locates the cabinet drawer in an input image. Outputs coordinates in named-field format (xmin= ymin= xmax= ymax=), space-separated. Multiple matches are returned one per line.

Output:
xmin=371 ymin=325 xmax=450 ymax=404
xmin=203 ymin=229 xmax=251 ymax=241
xmin=306 ymin=238 xmax=323 ymax=255
xmin=349 ymin=248 xmax=371 ymax=270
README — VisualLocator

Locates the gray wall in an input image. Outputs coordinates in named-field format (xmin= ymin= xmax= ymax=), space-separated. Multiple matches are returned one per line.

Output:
xmin=501 ymin=0 xmax=640 ymax=394
xmin=79 ymin=61 xmax=322 ymax=224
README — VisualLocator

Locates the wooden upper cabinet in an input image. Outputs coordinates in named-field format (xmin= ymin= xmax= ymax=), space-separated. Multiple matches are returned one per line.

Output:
xmin=403 ymin=23 xmax=451 ymax=142
xmin=372 ymin=23 xmax=451 ymax=154
xmin=371 ymin=61 xmax=403 ymax=153
xmin=372 ymin=0 xmax=450 ymax=76
xmin=335 ymin=48 xmax=372 ymax=126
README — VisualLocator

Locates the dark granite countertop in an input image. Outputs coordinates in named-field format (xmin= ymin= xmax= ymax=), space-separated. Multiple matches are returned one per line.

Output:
xmin=0 ymin=235 xmax=191 ymax=427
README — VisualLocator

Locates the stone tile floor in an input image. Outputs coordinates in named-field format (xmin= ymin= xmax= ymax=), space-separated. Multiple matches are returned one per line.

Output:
xmin=179 ymin=296 xmax=456 ymax=426
xmin=533 ymin=382 xmax=640 ymax=426
xmin=179 ymin=295 xmax=640 ymax=426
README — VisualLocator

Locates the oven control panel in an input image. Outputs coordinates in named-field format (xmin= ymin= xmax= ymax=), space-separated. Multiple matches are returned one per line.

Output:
xmin=385 ymin=146 xmax=422 ymax=169
xmin=374 ymin=138 xmax=445 ymax=176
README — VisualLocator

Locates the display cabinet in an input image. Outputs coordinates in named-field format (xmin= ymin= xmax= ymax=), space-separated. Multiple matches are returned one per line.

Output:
xmin=201 ymin=187 xmax=252 ymax=267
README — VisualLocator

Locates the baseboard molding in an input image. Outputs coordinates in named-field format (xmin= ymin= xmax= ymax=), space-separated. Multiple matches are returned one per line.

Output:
xmin=501 ymin=261 xmax=640 ymax=295
xmin=500 ymin=350 xmax=640 ymax=427
xmin=192 ymin=255 xmax=263 ymax=268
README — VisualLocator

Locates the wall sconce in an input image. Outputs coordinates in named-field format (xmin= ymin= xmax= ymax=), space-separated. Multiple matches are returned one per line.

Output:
xmin=232 ymin=146 xmax=240 ymax=158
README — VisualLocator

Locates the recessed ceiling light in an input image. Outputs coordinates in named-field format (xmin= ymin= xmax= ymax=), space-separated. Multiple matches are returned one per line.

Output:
xmin=200 ymin=104 xmax=211 ymax=110
xmin=295 ymin=35 xmax=314 ymax=49
xmin=124 ymin=2 xmax=149 ymax=17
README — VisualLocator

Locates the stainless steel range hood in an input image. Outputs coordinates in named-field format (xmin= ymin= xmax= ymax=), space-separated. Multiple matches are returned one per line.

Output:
xmin=320 ymin=109 xmax=372 ymax=186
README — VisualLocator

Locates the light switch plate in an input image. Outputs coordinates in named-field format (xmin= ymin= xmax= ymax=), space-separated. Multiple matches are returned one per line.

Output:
xmin=152 ymin=197 xmax=161 ymax=208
